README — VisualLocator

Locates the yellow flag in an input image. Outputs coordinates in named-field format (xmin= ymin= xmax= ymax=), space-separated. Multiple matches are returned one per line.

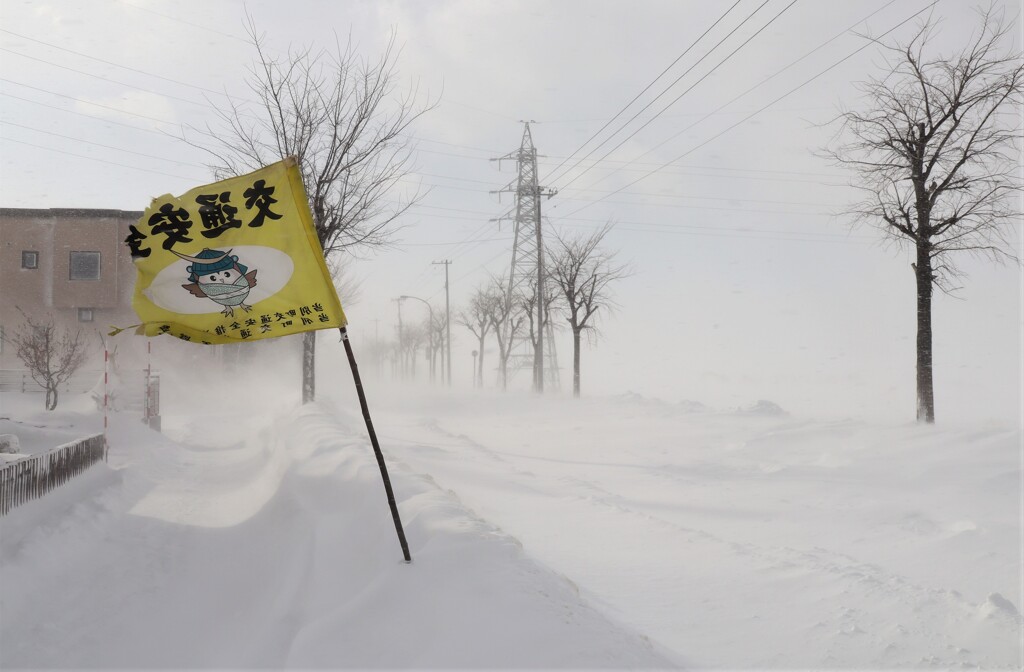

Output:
xmin=122 ymin=158 xmax=346 ymax=344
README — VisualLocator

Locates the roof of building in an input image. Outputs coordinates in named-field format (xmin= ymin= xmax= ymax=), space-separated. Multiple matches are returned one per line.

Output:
xmin=0 ymin=208 xmax=143 ymax=218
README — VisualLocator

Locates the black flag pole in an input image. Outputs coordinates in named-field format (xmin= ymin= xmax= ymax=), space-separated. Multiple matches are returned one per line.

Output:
xmin=339 ymin=326 xmax=412 ymax=563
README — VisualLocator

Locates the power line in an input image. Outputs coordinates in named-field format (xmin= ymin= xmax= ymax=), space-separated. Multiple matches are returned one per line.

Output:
xmin=0 ymin=47 xmax=221 ymax=110
xmin=0 ymin=137 xmax=204 ymax=181
xmin=555 ymin=220 xmax=872 ymax=245
xmin=7 ymin=108 xmax=845 ymax=216
xmin=554 ymin=0 xmax=799 ymax=192
xmin=395 ymin=207 xmax=866 ymax=242
xmin=4 ymin=23 xmax=842 ymax=183
xmin=578 ymin=0 xmax=898 ymax=193
xmin=0 ymin=27 xmax=246 ymax=100
xmin=536 ymin=105 xmax=835 ymax=124
xmin=118 ymin=0 xmax=251 ymax=43
xmin=441 ymin=98 xmax=518 ymax=122
xmin=547 ymin=0 xmax=781 ymax=187
xmin=412 ymin=142 xmax=846 ymax=182
xmin=410 ymin=171 xmax=833 ymax=205
xmin=541 ymin=0 xmax=744 ymax=183
xmin=402 ymin=194 xmax=830 ymax=218
xmin=1 ymin=131 xmax=850 ymax=250
xmin=0 ymin=77 xmax=180 ymax=125
xmin=401 ymin=237 xmax=512 ymax=247
xmin=405 ymin=199 xmax=875 ymax=305
xmin=552 ymin=196 xmax=829 ymax=217
xmin=421 ymin=211 xmax=876 ymax=303
xmin=555 ymin=0 xmax=940 ymax=221
xmin=6 ymin=104 xmax=839 ymax=218
xmin=3 ymin=120 xmax=206 ymax=167
xmin=541 ymin=156 xmax=843 ymax=179
xmin=0 ymin=91 xmax=185 ymax=139
xmin=0 ymin=87 xmax=846 ymax=188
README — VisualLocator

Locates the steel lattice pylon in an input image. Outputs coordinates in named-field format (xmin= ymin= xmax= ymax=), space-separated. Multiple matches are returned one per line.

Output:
xmin=492 ymin=121 xmax=560 ymax=392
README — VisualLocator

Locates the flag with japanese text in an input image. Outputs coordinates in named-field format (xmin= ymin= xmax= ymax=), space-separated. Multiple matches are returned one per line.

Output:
xmin=121 ymin=158 xmax=347 ymax=344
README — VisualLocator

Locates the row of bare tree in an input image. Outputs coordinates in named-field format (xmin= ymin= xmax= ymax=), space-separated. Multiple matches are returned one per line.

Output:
xmin=456 ymin=225 xmax=629 ymax=397
xmin=168 ymin=7 xmax=1019 ymax=422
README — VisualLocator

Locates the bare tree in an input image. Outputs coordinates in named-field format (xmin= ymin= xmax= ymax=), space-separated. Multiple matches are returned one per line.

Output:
xmin=188 ymin=21 xmax=432 ymax=403
xmin=326 ymin=255 xmax=364 ymax=309
xmin=517 ymin=276 xmax=561 ymax=381
xmin=428 ymin=309 xmax=447 ymax=382
xmin=6 ymin=311 xmax=88 ymax=411
xmin=401 ymin=323 xmax=427 ymax=380
xmin=826 ymin=6 xmax=1023 ymax=423
xmin=547 ymin=225 xmax=630 ymax=398
xmin=456 ymin=285 xmax=499 ymax=388
xmin=485 ymin=275 xmax=527 ymax=391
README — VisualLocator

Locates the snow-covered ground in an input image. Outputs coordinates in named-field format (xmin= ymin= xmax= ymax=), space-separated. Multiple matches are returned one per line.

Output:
xmin=1 ymin=368 xmax=1021 ymax=669
xmin=375 ymin=387 xmax=1023 ymax=668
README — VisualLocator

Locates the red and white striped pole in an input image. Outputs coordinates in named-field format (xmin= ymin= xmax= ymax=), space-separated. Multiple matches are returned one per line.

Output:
xmin=103 ymin=346 xmax=108 ymax=436
xmin=145 ymin=341 xmax=152 ymax=422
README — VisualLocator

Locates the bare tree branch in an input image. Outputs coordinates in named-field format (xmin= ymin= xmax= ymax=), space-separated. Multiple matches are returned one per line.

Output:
xmin=179 ymin=21 xmax=435 ymax=402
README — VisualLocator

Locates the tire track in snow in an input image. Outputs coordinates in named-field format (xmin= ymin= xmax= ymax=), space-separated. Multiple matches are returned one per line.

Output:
xmin=381 ymin=417 xmax=1020 ymax=669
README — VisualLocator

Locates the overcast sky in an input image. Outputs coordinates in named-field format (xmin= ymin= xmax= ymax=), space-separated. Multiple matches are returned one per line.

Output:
xmin=1 ymin=0 xmax=1021 ymax=424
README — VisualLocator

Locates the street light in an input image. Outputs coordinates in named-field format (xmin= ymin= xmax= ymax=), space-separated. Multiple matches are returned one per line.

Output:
xmin=399 ymin=295 xmax=434 ymax=383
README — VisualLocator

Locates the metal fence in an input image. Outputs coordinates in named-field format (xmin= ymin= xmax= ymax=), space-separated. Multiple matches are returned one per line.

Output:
xmin=0 ymin=369 xmax=102 ymax=395
xmin=0 ymin=434 xmax=107 ymax=516
xmin=0 ymin=369 xmax=149 ymax=412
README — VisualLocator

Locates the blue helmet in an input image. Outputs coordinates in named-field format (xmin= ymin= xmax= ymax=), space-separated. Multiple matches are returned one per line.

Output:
xmin=186 ymin=248 xmax=247 ymax=282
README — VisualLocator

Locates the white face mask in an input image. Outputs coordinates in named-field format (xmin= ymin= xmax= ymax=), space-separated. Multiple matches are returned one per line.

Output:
xmin=198 ymin=274 xmax=250 ymax=302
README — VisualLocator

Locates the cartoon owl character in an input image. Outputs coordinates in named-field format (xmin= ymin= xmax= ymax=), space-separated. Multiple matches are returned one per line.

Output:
xmin=174 ymin=248 xmax=258 ymax=317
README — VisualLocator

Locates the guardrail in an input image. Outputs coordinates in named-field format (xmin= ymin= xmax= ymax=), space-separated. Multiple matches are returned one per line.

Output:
xmin=0 ymin=434 xmax=107 ymax=516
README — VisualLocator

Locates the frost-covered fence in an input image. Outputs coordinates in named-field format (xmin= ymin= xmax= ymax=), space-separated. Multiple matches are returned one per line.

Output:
xmin=0 ymin=434 xmax=106 ymax=515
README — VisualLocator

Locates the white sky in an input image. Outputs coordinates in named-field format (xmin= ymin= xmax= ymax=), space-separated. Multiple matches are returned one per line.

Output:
xmin=1 ymin=0 xmax=1021 ymax=424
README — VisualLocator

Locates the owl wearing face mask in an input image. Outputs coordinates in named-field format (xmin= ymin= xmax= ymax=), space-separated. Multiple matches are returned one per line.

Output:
xmin=175 ymin=248 xmax=258 ymax=317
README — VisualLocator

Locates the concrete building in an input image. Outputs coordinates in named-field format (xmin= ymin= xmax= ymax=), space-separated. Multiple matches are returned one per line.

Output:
xmin=1 ymin=205 xmax=306 ymax=417
xmin=0 ymin=208 xmax=141 ymax=371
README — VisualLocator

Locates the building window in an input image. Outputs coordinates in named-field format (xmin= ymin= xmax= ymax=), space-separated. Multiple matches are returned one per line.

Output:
xmin=69 ymin=251 xmax=101 ymax=280
xmin=22 ymin=251 xmax=38 ymax=269
xmin=78 ymin=308 xmax=94 ymax=323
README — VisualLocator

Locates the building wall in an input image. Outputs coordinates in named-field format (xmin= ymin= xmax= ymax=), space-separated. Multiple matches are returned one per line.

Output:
xmin=0 ymin=209 xmax=141 ymax=370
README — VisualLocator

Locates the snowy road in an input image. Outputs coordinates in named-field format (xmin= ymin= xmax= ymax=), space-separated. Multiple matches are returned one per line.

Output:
xmin=1 ymin=384 xmax=1020 ymax=668
xmin=374 ymin=389 xmax=1023 ymax=668
xmin=0 ymin=398 xmax=672 ymax=669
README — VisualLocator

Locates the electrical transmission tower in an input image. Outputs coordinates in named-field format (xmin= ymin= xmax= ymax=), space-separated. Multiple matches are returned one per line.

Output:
xmin=491 ymin=121 xmax=560 ymax=392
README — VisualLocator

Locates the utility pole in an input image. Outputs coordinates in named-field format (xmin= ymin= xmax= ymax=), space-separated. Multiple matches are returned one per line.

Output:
xmin=393 ymin=298 xmax=404 ymax=379
xmin=492 ymin=121 xmax=557 ymax=393
xmin=432 ymin=260 xmax=452 ymax=387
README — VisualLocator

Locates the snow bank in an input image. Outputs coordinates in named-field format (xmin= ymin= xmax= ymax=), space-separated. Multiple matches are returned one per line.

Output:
xmin=0 ymin=393 xmax=103 ymax=457
xmin=0 ymin=434 xmax=19 ymax=454
xmin=0 ymin=400 xmax=672 ymax=668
